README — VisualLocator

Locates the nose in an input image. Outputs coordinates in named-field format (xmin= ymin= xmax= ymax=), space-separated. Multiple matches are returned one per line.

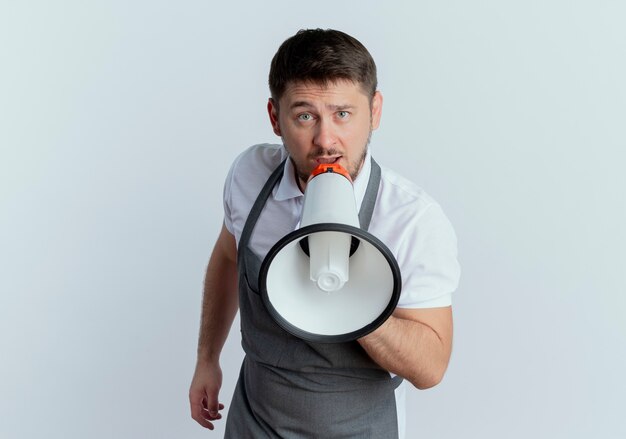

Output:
xmin=312 ymin=118 xmax=337 ymax=150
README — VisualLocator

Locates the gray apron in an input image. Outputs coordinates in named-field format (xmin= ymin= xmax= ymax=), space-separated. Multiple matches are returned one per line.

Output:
xmin=225 ymin=158 xmax=402 ymax=439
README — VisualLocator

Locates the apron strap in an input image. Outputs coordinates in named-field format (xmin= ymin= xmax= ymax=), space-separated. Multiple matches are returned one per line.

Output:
xmin=237 ymin=158 xmax=286 ymax=266
xmin=358 ymin=158 xmax=381 ymax=231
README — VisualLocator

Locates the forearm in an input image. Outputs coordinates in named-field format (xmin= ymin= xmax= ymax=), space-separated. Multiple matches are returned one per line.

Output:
xmin=189 ymin=225 xmax=238 ymax=429
xmin=358 ymin=307 xmax=453 ymax=389
xmin=196 ymin=226 xmax=239 ymax=364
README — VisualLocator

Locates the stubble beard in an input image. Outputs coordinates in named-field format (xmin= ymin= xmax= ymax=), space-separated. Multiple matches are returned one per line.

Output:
xmin=286 ymin=129 xmax=372 ymax=187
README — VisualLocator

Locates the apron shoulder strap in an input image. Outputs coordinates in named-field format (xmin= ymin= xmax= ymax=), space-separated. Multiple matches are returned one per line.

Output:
xmin=238 ymin=158 xmax=286 ymax=264
xmin=358 ymin=158 xmax=381 ymax=231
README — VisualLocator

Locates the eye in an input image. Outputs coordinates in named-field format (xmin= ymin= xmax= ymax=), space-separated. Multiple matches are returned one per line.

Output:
xmin=298 ymin=113 xmax=313 ymax=121
xmin=337 ymin=111 xmax=350 ymax=119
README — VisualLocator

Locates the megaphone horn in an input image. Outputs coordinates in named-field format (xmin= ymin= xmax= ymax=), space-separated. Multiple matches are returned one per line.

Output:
xmin=259 ymin=163 xmax=401 ymax=343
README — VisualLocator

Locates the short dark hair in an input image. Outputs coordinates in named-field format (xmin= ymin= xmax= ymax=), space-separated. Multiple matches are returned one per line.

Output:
xmin=268 ymin=29 xmax=378 ymax=102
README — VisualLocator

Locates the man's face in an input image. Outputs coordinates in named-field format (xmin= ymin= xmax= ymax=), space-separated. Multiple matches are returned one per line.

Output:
xmin=268 ymin=80 xmax=383 ymax=190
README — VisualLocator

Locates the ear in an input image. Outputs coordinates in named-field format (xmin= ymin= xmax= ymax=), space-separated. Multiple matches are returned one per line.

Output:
xmin=267 ymin=98 xmax=282 ymax=136
xmin=370 ymin=91 xmax=383 ymax=131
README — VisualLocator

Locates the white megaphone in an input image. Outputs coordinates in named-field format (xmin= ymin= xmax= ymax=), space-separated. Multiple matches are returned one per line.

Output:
xmin=259 ymin=163 xmax=401 ymax=343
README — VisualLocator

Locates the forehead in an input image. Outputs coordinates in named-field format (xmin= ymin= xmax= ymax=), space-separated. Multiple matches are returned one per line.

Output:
xmin=280 ymin=80 xmax=370 ymax=107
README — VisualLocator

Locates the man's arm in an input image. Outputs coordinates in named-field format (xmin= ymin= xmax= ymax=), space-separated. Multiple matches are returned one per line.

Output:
xmin=358 ymin=306 xmax=453 ymax=389
xmin=189 ymin=223 xmax=239 ymax=430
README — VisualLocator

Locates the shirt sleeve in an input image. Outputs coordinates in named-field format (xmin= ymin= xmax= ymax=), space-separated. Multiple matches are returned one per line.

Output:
xmin=221 ymin=143 xmax=287 ymax=243
xmin=222 ymin=155 xmax=237 ymax=235
xmin=396 ymin=202 xmax=460 ymax=308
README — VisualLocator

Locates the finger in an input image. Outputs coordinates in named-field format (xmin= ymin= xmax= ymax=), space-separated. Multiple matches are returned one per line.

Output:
xmin=206 ymin=393 xmax=221 ymax=417
xmin=200 ymin=405 xmax=223 ymax=420
xmin=190 ymin=402 xmax=217 ymax=430
xmin=190 ymin=391 xmax=222 ymax=427
xmin=189 ymin=389 xmax=206 ymax=419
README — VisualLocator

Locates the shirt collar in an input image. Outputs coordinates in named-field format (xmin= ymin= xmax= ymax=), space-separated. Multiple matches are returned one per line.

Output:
xmin=274 ymin=156 xmax=304 ymax=201
xmin=273 ymin=149 xmax=373 ymax=210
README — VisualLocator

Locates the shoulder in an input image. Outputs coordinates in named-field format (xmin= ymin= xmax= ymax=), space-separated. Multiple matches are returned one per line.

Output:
xmin=376 ymin=164 xmax=455 ymax=239
xmin=377 ymin=165 xmax=438 ymax=217
xmin=222 ymin=143 xmax=288 ymax=241
xmin=230 ymin=143 xmax=287 ymax=178
xmin=226 ymin=143 xmax=287 ymax=192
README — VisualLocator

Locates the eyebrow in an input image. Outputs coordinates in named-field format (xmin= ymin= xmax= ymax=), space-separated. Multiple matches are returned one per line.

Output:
xmin=289 ymin=101 xmax=355 ymax=111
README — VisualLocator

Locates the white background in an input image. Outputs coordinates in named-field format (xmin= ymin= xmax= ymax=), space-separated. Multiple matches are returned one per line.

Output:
xmin=1 ymin=1 xmax=625 ymax=438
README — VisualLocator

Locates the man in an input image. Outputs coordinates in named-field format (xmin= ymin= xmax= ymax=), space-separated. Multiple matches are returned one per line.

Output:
xmin=190 ymin=29 xmax=460 ymax=438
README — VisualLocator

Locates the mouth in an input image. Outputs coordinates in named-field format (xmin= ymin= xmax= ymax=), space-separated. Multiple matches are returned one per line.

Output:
xmin=315 ymin=156 xmax=342 ymax=165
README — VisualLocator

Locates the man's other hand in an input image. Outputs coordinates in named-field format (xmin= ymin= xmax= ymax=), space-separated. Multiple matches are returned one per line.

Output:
xmin=189 ymin=361 xmax=225 ymax=430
